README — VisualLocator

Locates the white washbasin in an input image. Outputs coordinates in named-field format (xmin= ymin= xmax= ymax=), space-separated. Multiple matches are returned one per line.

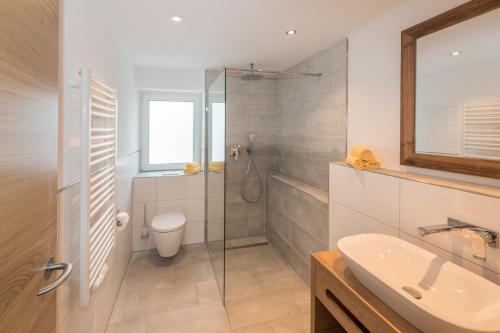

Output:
xmin=337 ymin=233 xmax=500 ymax=333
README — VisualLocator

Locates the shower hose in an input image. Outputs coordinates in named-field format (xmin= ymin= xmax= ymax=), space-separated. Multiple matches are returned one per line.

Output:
xmin=241 ymin=139 xmax=263 ymax=203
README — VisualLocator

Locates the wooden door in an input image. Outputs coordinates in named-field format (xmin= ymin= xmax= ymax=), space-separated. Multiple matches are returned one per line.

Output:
xmin=0 ymin=0 xmax=59 ymax=332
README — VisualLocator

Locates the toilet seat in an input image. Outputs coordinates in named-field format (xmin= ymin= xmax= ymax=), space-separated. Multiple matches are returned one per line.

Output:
xmin=151 ymin=213 xmax=186 ymax=233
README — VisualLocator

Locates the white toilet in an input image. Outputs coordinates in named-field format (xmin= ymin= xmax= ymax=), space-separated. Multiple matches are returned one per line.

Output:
xmin=151 ymin=213 xmax=186 ymax=257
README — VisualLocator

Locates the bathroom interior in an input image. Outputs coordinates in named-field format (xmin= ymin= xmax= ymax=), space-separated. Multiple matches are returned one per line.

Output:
xmin=1 ymin=0 xmax=500 ymax=332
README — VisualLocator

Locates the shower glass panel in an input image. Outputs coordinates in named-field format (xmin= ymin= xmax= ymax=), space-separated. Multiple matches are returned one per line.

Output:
xmin=205 ymin=60 xmax=334 ymax=304
xmin=205 ymin=68 xmax=226 ymax=300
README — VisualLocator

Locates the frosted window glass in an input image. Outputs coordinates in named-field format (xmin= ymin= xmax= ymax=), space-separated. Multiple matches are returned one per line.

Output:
xmin=148 ymin=101 xmax=194 ymax=164
xmin=211 ymin=102 xmax=225 ymax=162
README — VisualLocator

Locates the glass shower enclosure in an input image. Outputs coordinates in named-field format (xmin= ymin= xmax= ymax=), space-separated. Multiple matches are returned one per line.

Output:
xmin=205 ymin=68 xmax=226 ymax=300
xmin=205 ymin=65 xmax=327 ymax=303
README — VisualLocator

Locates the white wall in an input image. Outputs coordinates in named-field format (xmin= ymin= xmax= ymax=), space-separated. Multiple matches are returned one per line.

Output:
xmin=58 ymin=0 xmax=139 ymax=332
xmin=134 ymin=66 xmax=204 ymax=92
xmin=347 ymin=0 xmax=500 ymax=188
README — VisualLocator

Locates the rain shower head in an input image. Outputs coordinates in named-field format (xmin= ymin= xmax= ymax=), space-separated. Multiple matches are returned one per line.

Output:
xmin=240 ymin=63 xmax=263 ymax=81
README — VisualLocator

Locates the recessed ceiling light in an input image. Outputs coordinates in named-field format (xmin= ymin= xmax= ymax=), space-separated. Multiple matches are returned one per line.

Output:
xmin=286 ymin=29 xmax=297 ymax=36
xmin=170 ymin=15 xmax=184 ymax=22
xmin=449 ymin=50 xmax=461 ymax=56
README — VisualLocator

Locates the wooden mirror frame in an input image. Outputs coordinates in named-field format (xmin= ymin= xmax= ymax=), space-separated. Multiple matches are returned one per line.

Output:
xmin=401 ymin=0 xmax=500 ymax=179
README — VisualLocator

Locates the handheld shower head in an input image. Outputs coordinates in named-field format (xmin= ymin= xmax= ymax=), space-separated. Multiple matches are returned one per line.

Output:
xmin=247 ymin=132 xmax=257 ymax=153
xmin=242 ymin=132 xmax=262 ymax=203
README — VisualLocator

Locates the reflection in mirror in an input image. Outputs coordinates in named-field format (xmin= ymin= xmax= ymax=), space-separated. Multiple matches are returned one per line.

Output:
xmin=415 ymin=8 xmax=500 ymax=160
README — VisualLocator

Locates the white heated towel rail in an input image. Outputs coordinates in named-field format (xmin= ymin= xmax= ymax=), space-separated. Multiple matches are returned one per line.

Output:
xmin=463 ymin=104 xmax=500 ymax=160
xmin=80 ymin=69 xmax=118 ymax=306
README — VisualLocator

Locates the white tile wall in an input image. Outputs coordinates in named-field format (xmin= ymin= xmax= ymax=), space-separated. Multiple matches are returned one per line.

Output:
xmin=132 ymin=174 xmax=205 ymax=251
xmin=207 ymin=173 xmax=224 ymax=197
xmin=400 ymin=179 xmax=500 ymax=273
xmin=329 ymin=163 xmax=500 ymax=284
xmin=206 ymin=173 xmax=224 ymax=242
xmin=157 ymin=198 xmax=204 ymax=220
xmin=330 ymin=164 xmax=400 ymax=228
xmin=157 ymin=175 xmax=205 ymax=200
xmin=332 ymin=202 xmax=398 ymax=246
xmin=207 ymin=218 xmax=224 ymax=242
xmin=132 ymin=178 xmax=156 ymax=202
xmin=207 ymin=196 xmax=224 ymax=219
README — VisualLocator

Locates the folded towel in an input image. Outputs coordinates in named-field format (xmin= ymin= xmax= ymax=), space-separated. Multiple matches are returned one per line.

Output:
xmin=365 ymin=160 xmax=380 ymax=170
xmin=208 ymin=161 xmax=224 ymax=173
xmin=183 ymin=163 xmax=202 ymax=175
xmin=345 ymin=155 xmax=365 ymax=170
xmin=350 ymin=144 xmax=375 ymax=162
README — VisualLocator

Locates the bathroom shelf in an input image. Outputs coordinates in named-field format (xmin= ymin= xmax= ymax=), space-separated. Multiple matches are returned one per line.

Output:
xmin=311 ymin=250 xmax=421 ymax=333
xmin=332 ymin=162 xmax=500 ymax=199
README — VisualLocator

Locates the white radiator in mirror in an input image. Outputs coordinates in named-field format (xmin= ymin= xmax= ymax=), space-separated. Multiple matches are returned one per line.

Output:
xmin=463 ymin=104 xmax=500 ymax=160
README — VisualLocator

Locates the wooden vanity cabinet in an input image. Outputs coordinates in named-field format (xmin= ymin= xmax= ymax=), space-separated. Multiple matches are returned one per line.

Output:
xmin=311 ymin=250 xmax=421 ymax=333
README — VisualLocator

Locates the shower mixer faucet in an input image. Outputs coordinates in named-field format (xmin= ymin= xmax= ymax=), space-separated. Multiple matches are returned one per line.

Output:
xmin=230 ymin=144 xmax=241 ymax=160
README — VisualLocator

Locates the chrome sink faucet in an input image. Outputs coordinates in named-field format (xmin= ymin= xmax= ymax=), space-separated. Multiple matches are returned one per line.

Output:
xmin=417 ymin=218 xmax=498 ymax=260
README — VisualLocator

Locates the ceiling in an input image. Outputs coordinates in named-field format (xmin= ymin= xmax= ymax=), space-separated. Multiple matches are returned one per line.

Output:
xmin=91 ymin=0 xmax=403 ymax=70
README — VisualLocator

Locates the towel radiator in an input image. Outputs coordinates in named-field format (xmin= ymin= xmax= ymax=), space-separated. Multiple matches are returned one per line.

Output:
xmin=463 ymin=104 xmax=500 ymax=160
xmin=80 ymin=69 xmax=118 ymax=306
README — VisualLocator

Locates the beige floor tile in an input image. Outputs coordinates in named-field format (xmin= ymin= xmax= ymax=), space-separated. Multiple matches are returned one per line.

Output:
xmin=225 ymin=293 xmax=302 ymax=329
xmin=197 ymin=280 xmax=222 ymax=305
xmin=229 ymin=312 xmax=310 ymax=333
xmin=121 ymin=282 xmax=199 ymax=320
xmin=225 ymin=271 xmax=262 ymax=301
xmin=254 ymin=267 xmax=304 ymax=294
xmin=227 ymin=246 xmax=288 ymax=276
xmin=109 ymin=289 xmax=128 ymax=323
xmin=175 ymin=261 xmax=215 ymax=284
xmin=148 ymin=304 xmax=230 ymax=333
xmin=170 ymin=243 xmax=212 ymax=266
xmin=109 ymin=243 xmax=313 ymax=333
xmin=106 ymin=316 xmax=149 ymax=333
xmin=123 ymin=252 xmax=176 ymax=291
xmin=123 ymin=268 xmax=176 ymax=291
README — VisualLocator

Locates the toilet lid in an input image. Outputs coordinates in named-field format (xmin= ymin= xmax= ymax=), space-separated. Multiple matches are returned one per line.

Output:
xmin=151 ymin=213 xmax=186 ymax=233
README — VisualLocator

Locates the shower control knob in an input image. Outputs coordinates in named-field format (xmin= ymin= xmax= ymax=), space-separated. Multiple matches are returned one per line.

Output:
xmin=230 ymin=144 xmax=241 ymax=160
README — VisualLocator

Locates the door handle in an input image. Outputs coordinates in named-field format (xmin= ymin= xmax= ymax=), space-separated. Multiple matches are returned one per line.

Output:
xmin=36 ymin=257 xmax=73 ymax=296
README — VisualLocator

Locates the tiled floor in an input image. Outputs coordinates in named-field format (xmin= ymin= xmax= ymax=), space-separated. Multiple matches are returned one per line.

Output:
xmin=106 ymin=243 xmax=310 ymax=333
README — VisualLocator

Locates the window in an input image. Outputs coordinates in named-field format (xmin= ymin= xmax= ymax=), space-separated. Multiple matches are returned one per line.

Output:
xmin=141 ymin=92 xmax=202 ymax=171
xmin=210 ymin=101 xmax=225 ymax=162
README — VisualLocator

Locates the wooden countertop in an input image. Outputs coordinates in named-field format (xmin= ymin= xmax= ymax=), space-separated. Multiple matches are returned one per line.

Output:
xmin=311 ymin=250 xmax=421 ymax=333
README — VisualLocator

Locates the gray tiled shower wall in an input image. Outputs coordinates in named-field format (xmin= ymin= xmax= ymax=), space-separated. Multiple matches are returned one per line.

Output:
xmin=225 ymin=75 xmax=278 ymax=240
xmin=275 ymin=40 xmax=347 ymax=192
xmin=225 ymin=40 xmax=347 ymax=249
xmin=266 ymin=176 xmax=329 ymax=283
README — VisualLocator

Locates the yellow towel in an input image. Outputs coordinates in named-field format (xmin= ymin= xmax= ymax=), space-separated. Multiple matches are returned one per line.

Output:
xmin=350 ymin=144 xmax=375 ymax=162
xmin=208 ymin=161 xmax=224 ymax=173
xmin=345 ymin=155 xmax=365 ymax=170
xmin=365 ymin=160 xmax=380 ymax=170
xmin=183 ymin=163 xmax=202 ymax=175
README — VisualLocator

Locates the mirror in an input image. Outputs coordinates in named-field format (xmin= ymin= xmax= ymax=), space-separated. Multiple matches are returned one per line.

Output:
xmin=401 ymin=1 xmax=500 ymax=178
xmin=415 ymin=8 xmax=500 ymax=160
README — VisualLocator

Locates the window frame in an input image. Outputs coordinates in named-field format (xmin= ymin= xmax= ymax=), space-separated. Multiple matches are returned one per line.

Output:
xmin=140 ymin=91 xmax=203 ymax=171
